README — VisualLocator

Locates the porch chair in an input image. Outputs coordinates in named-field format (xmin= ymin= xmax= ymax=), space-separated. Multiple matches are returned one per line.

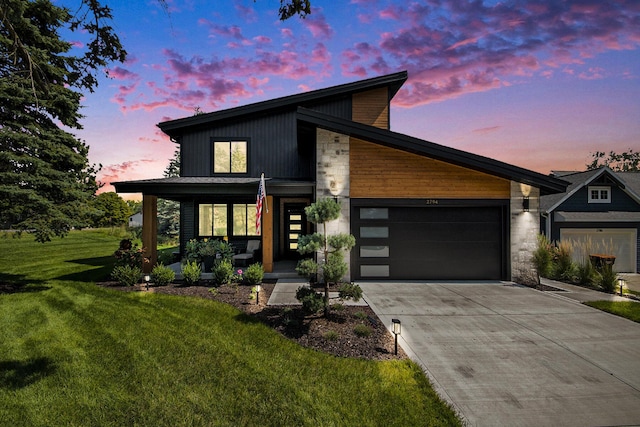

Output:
xmin=232 ymin=240 xmax=260 ymax=266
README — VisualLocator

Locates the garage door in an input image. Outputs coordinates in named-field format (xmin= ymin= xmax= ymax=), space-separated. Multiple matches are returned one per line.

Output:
xmin=560 ymin=228 xmax=637 ymax=272
xmin=352 ymin=204 xmax=507 ymax=280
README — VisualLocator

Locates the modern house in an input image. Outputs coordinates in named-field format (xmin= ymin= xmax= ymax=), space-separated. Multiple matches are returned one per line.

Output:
xmin=113 ymin=71 xmax=568 ymax=280
xmin=541 ymin=167 xmax=640 ymax=272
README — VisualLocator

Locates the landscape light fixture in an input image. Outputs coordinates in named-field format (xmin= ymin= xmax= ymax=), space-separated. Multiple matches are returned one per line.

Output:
xmin=618 ymin=278 xmax=626 ymax=296
xmin=144 ymin=274 xmax=151 ymax=290
xmin=391 ymin=318 xmax=401 ymax=356
xmin=255 ymin=285 xmax=262 ymax=305
xmin=522 ymin=196 xmax=530 ymax=212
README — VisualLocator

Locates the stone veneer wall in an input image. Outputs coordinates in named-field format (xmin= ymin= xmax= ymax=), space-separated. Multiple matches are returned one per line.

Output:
xmin=316 ymin=129 xmax=351 ymax=281
xmin=510 ymin=181 xmax=540 ymax=280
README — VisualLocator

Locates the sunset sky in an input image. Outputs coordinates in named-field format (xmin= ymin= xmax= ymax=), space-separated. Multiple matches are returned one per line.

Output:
xmin=64 ymin=0 xmax=640 ymax=196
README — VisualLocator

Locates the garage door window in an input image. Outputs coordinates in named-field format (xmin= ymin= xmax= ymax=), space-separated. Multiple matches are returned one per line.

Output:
xmin=360 ymin=227 xmax=388 ymax=238
xmin=360 ymin=246 xmax=389 ymax=258
xmin=360 ymin=208 xmax=388 ymax=219
xmin=361 ymin=265 xmax=390 ymax=277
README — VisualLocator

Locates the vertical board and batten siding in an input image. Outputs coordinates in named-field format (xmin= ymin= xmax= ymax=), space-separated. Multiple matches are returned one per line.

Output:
xmin=352 ymin=88 xmax=389 ymax=129
xmin=180 ymin=97 xmax=352 ymax=179
xmin=350 ymin=139 xmax=510 ymax=199
xmin=180 ymin=201 xmax=195 ymax=248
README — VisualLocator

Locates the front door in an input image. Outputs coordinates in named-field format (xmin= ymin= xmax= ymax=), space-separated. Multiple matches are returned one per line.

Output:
xmin=284 ymin=203 xmax=307 ymax=259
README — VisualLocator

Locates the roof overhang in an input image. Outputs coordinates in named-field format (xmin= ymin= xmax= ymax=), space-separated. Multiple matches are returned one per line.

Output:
xmin=296 ymin=107 xmax=569 ymax=196
xmin=112 ymin=177 xmax=315 ymax=199
xmin=158 ymin=71 xmax=408 ymax=139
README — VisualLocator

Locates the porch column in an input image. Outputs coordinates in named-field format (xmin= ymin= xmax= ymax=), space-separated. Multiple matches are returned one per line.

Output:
xmin=263 ymin=195 xmax=274 ymax=273
xmin=142 ymin=194 xmax=158 ymax=273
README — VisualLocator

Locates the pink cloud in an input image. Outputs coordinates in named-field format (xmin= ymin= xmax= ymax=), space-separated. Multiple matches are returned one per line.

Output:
xmin=342 ymin=1 xmax=640 ymax=107
xmin=472 ymin=125 xmax=501 ymax=135
xmin=302 ymin=12 xmax=333 ymax=39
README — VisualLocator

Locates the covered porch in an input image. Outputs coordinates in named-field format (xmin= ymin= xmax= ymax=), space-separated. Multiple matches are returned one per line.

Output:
xmin=112 ymin=176 xmax=314 ymax=273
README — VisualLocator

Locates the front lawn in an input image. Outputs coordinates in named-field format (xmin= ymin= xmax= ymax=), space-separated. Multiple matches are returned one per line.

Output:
xmin=584 ymin=300 xmax=640 ymax=323
xmin=0 ymin=230 xmax=460 ymax=426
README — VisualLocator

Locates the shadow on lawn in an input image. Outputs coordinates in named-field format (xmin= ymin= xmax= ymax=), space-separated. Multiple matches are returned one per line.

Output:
xmin=0 ymin=358 xmax=56 ymax=390
xmin=57 ymin=256 xmax=115 ymax=283
xmin=0 ymin=274 xmax=50 ymax=295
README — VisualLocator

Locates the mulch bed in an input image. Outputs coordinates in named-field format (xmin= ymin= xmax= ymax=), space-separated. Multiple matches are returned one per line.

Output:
xmin=97 ymin=280 xmax=407 ymax=361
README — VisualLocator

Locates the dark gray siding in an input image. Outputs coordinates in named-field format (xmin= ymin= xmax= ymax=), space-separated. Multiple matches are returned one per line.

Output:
xmin=180 ymin=98 xmax=351 ymax=178
xmin=180 ymin=201 xmax=195 ymax=253
xmin=556 ymin=185 xmax=640 ymax=212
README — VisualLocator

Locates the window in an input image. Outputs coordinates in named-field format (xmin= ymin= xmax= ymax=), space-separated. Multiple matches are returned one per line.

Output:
xmin=213 ymin=141 xmax=247 ymax=173
xmin=199 ymin=204 xmax=227 ymax=236
xmin=199 ymin=203 xmax=257 ymax=237
xmin=233 ymin=204 xmax=258 ymax=236
xmin=588 ymin=186 xmax=611 ymax=203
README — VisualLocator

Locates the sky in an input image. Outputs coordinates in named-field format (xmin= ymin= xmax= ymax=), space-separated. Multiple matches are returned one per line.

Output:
xmin=62 ymin=0 xmax=640 ymax=197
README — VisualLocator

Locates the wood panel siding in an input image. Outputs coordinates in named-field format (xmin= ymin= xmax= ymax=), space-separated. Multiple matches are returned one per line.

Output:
xmin=352 ymin=88 xmax=389 ymax=129
xmin=350 ymin=139 xmax=510 ymax=198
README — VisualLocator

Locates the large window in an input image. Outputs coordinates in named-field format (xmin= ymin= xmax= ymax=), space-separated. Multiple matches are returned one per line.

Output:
xmin=233 ymin=204 xmax=258 ymax=236
xmin=214 ymin=141 xmax=247 ymax=173
xmin=199 ymin=204 xmax=227 ymax=236
xmin=199 ymin=203 xmax=257 ymax=237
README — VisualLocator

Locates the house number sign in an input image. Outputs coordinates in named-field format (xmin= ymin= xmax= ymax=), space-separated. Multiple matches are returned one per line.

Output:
xmin=425 ymin=199 xmax=439 ymax=205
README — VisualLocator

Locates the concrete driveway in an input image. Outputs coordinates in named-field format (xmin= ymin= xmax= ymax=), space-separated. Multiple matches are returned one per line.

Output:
xmin=359 ymin=281 xmax=640 ymax=427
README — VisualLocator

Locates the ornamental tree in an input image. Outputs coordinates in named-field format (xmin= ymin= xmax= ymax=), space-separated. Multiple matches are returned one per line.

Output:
xmin=296 ymin=198 xmax=357 ymax=316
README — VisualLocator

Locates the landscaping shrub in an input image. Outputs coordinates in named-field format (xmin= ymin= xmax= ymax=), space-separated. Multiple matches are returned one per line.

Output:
xmin=353 ymin=324 xmax=372 ymax=337
xmin=552 ymin=240 xmax=577 ymax=282
xmin=113 ymin=238 xmax=146 ymax=268
xmin=338 ymin=282 xmax=363 ymax=302
xmin=212 ymin=259 xmax=234 ymax=285
xmin=244 ymin=262 xmax=264 ymax=286
xmin=597 ymin=264 xmax=617 ymax=293
xmin=181 ymin=261 xmax=201 ymax=286
xmin=111 ymin=265 xmax=142 ymax=286
xmin=324 ymin=330 xmax=339 ymax=341
xmin=532 ymin=234 xmax=554 ymax=281
xmin=353 ymin=310 xmax=367 ymax=320
xmin=295 ymin=286 xmax=324 ymax=315
xmin=576 ymin=257 xmax=597 ymax=287
xmin=151 ymin=263 xmax=175 ymax=287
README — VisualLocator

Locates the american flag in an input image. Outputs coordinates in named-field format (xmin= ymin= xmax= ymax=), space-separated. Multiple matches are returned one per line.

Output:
xmin=256 ymin=173 xmax=267 ymax=235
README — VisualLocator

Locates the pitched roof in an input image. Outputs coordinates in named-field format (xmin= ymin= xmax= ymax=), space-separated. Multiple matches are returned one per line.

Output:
xmin=296 ymin=107 xmax=568 ymax=195
xmin=541 ymin=167 xmax=640 ymax=212
xmin=158 ymin=71 xmax=408 ymax=138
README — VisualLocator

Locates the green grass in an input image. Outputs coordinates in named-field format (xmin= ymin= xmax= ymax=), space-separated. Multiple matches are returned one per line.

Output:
xmin=0 ymin=230 xmax=461 ymax=426
xmin=585 ymin=300 xmax=640 ymax=323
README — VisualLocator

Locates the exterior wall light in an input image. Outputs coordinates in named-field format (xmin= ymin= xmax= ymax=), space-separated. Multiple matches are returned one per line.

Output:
xmin=392 ymin=318 xmax=401 ymax=355
xmin=522 ymin=196 xmax=530 ymax=212
xmin=618 ymin=278 xmax=626 ymax=296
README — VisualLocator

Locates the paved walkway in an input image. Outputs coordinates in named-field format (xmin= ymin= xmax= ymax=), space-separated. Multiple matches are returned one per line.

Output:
xmin=267 ymin=278 xmax=367 ymax=306
xmin=358 ymin=280 xmax=640 ymax=427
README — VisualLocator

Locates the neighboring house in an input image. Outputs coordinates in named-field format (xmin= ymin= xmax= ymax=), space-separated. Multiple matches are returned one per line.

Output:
xmin=128 ymin=212 xmax=142 ymax=228
xmin=113 ymin=71 xmax=568 ymax=279
xmin=540 ymin=167 xmax=640 ymax=273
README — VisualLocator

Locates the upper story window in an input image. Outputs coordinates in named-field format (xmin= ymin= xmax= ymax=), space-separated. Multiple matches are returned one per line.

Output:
xmin=213 ymin=140 xmax=247 ymax=174
xmin=588 ymin=186 xmax=611 ymax=203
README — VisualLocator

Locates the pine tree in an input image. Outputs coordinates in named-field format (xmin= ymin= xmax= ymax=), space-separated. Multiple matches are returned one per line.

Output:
xmin=0 ymin=0 xmax=125 ymax=241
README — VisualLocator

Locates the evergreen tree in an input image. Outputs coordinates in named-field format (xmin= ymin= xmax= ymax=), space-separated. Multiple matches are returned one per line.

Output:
xmin=0 ymin=0 xmax=125 ymax=241
xmin=157 ymin=149 xmax=180 ymax=240
xmin=93 ymin=192 xmax=131 ymax=227
xmin=296 ymin=198 xmax=356 ymax=316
